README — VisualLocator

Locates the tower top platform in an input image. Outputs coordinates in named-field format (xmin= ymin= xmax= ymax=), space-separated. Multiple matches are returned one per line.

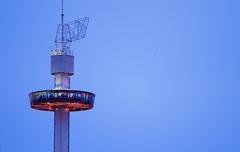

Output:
xmin=29 ymin=90 xmax=95 ymax=111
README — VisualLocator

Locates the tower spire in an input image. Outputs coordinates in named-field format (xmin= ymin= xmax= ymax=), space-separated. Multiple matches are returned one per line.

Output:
xmin=61 ymin=0 xmax=64 ymax=50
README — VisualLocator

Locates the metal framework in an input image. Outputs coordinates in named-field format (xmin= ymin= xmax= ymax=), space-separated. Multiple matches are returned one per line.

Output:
xmin=54 ymin=17 xmax=89 ymax=55
xmin=55 ymin=17 xmax=89 ymax=44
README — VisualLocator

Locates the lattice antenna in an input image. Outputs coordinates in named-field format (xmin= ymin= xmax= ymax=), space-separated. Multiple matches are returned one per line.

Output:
xmin=53 ymin=0 xmax=89 ymax=55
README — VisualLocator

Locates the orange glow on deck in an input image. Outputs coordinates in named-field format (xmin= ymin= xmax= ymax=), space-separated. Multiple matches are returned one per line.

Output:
xmin=29 ymin=90 xmax=95 ymax=112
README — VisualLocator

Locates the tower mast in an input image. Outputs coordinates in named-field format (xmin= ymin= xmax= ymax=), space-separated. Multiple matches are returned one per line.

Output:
xmin=61 ymin=0 xmax=64 ymax=51
xmin=29 ymin=1 xmax=94 ymax=152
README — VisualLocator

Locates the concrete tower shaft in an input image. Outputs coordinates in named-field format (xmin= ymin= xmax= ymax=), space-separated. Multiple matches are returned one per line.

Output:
xmin=52 ymin=54 xmax=72 ymax=152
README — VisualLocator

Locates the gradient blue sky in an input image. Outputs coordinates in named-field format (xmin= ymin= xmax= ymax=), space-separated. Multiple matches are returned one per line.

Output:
xmin=1 ymin=0 xmax=240 ymax=152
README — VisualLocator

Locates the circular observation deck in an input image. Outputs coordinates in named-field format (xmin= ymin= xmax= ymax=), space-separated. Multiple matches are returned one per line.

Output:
xmin=29 ymin=90 xmax=95 ymax=111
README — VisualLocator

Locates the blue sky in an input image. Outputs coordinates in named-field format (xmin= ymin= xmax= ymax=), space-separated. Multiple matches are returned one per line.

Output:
xmin=1 ymin=0 xmax=240 ymax=151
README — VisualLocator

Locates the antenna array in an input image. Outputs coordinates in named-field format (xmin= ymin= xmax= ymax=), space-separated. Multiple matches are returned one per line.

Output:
xmin=53 ymin=0 xmax=89 ymax=55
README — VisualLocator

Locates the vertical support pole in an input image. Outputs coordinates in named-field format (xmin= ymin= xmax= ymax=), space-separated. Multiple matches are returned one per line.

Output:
xmin=54 ymin=73 xmax=70 ymax=152
xmin=61 ymin=0 xmax=64 ymax=50
xmin=54 ymin=110 xmax=69 ymax=152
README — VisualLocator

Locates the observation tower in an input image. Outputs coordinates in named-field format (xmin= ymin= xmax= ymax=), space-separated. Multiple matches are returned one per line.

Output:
xmin=28 ymin=0 xmax=95 ymax=152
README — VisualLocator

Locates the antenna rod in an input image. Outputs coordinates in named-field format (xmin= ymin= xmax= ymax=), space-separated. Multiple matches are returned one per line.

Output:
xmin=61 ymin=0 xmax=64 ymax=50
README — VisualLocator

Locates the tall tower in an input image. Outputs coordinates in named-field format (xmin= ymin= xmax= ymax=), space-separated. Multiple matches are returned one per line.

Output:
xmin=29 ymin=1 xmax=95 ymax=152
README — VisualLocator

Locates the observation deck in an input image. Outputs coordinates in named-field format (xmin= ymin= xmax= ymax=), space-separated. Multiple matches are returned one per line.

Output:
xmin=29 ymin=90 xmax=95 ymax=111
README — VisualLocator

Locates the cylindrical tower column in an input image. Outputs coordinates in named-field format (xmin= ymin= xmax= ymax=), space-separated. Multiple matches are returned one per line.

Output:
xmin=52 ymin=54 xmax=74 ymax=152
xmin=54 ymin=73 xmax=70 ymax=152
xmin=54 ymin=109 xmax=69 ymax=152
